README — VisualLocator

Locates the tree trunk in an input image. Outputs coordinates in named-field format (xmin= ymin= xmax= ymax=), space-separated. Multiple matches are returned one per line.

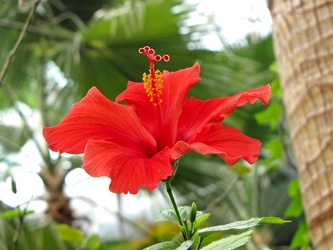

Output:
xmin=39 ymin=168 xmax=75 ymax=226
xmin=269 ymin=0 xmax=333 ymax=248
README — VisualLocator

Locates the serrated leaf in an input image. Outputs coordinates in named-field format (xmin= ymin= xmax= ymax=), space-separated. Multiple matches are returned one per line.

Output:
xmin=260 ymin=217 xmax=291 ymax=224
xmin=56 ymin=224 xmax=84 ymax=243
xmin=197 ymin=217 xmax=290 ymax=237
xmin=193 ymin=213 xmax=210 ymax=231
xmin=142 ymin=241 xmax=178 ymax=250
xmin=201 ymin=230 xmax=253 ymax=250
xmin=156 ymin=206 xmax=203 ymax=224
xmin=177 ymin=240 xmax=194 ymax=250
xmin=156 ymin=208 xmax=180 ymax=224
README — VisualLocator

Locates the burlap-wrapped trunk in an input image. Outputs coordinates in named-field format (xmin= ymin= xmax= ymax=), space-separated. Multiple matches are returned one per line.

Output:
xmin=269 ymin=0 xmax=333 ymax=249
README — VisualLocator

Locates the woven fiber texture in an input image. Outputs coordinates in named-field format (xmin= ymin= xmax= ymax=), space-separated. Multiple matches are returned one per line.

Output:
xmin=270 ymin=0 xmax=333 ymax=249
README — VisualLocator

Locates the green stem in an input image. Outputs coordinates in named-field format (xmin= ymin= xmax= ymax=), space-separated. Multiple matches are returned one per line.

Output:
xmin=12 ymin=215 xmax=24 ymax=250
xmin=165 ymin=181 xmax=183 ymax=227
xmin=13 ymin=207 xmax=25 ymax=250
xmin=196 ymin=237 xmax=204 ymax=250
xmin=183 ymin=219 xmax=191 ymax=240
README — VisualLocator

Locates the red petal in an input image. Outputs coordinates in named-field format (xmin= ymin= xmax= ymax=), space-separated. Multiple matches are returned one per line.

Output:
xmin=159 ymin=63 xmax=200 ymax=147
xmin=43 ymin=87 xmax=156 ymax=155
xmin=116 ymin=63 xmax=201 ymax=148
xmin=116 ymin=81 xmax=159 ymax=138
xmin=172 ymin=124 xmax=261 ymax=165
xmin=83 ymin=140 xmax=173 ymax=194
xmin=177 ymin=84 xmax=271 ymax=142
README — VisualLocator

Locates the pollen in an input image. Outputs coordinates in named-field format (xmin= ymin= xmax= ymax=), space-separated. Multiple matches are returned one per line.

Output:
xmin=143 ymin=70 xmax=163 ymax=106
xmin=139 ymin=46 xmax=169 ymax=106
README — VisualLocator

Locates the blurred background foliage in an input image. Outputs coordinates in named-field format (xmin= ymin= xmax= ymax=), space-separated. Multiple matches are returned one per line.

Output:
xmin=0 ymin=0 xmax=308 ymax=249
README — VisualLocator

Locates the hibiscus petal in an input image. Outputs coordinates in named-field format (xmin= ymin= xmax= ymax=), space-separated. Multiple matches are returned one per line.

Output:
xmin=172 ymin=124 xmax=261 ymax=165
xmin=43 ymin=87 xmax=156 ymax=155
xmin=116 ymin=63 xmax=201 ymax=148
xmin=177 ymin=84 xmax=271 ymax=142
xmin=115 ymin=81 xmax=158 ymax=138
xmin=159 ymin=63 xmax=201 ymax=147
xmin=83 ymin=140 xmax=173 ymax=194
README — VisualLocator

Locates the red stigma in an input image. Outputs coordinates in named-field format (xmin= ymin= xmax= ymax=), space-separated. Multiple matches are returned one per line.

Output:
xmin=138 ymin=46 xmax=170 ymax=63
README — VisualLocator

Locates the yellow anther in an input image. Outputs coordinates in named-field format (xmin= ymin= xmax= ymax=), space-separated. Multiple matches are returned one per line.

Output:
xmin=143 ymin=70 xmax=163 ymax=106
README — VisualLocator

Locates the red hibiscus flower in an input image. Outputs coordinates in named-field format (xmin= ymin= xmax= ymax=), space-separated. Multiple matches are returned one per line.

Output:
xmin=43 ymin=46 xmax=271 ymax=194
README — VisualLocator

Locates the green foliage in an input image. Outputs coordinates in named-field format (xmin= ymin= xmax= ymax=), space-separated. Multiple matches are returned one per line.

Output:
xmin=194 ymin=214 xmax=211 ymax=232
xmin=285 ymin=180 xmax=303 ymax=218
xmin=200 ymin=230 xmax=253 ymax=250
xmin=156 ymin=205 xmax=206 ymax=225
xmin=0 ymin=0 xmax=299 ymax=249
xmin=0 ymin=216 xmax=74 ymax=250
xmin=56 ymin=224 xmax=84 ymax=244
xmin=0 ymin=124 xmax=30 ymax=153
xmin=142 ymin=241 xmax=179 ymax=250
xmin=177 ymin=240 xmax=195 ymax=250
xmin=285 ymin=180 xmax=310 ymax=250
xmin=1 ymin=209 xmax=34 ymax=219
xmin=155 ymin=202 xmax=290 ymax=249
xmin=83 ymin=234 xmax=101 ymax=250
xmin=290 ymin=220 xmax=310 ymax=250
xmin=255 ymin=101 xmax=282 ymax=129
xmin=197 ymin=217 xmax=290 ymax=238
xmin=143 ymin=215 xmax=290 ymax=250
xmin=227 ymin=163 xmax=251 ymax=175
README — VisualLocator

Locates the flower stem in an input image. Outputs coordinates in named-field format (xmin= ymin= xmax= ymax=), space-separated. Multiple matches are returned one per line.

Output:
xmin=165 ymin=180 xmax=183 ymax=227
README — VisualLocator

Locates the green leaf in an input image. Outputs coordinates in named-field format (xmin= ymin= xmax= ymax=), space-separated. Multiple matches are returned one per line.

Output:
xmin=142 ymin=241 xmax=178 ymax=250
xmin=285 ymin=179 xmax=303 ymax=217
xmin=177 ymin=240 xmax=194 ymax=250
xmin=228 ymin=163 xmax=251 ymax=175
xmin=190 ymin=202 xmax=197 ymax=223
xmin=1 ymin=210 xmax=21 ymax=219
xmin=156 ymin=206 xmax=203 ymax=225
xmin=141 ymin=239 xmax=194 ymax=250
xmin=11 ymin=177 xmax=17 ymax=194
xmin=265 ymin=139 xmax=283 ymax=160
xmin=56 ymin=224 xmax=84 ymax=243
xmin=23 ymin=209 xmax=34 ymax=216
xmin=193 ymin=213 xmax=210 ymax=231
xmin=155 ymin=208 xmax=180 ymax=224
xmin=260 ymin=217 xmax=291 ymax=224
xmin=84 ymin=234 xmax=101 ymax=250
xmin=200 ymin=230 xmax=253 ymax=250
xmin=1 ymin=209 xmax=34 ymax=218
xmin=288 ymin=179 xmax=300 ymax=197
xmin=255 ymin=101 xmax=282 ymax=129
xmin=290 ymin=219 xmax=310 ymax=249
xmin=197 ymin=217 xmax=290 ymax=237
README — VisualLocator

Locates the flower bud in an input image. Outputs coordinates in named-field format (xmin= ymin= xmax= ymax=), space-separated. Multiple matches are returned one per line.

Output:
xmin=190 ymin=202 xmax=197 ymax=224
